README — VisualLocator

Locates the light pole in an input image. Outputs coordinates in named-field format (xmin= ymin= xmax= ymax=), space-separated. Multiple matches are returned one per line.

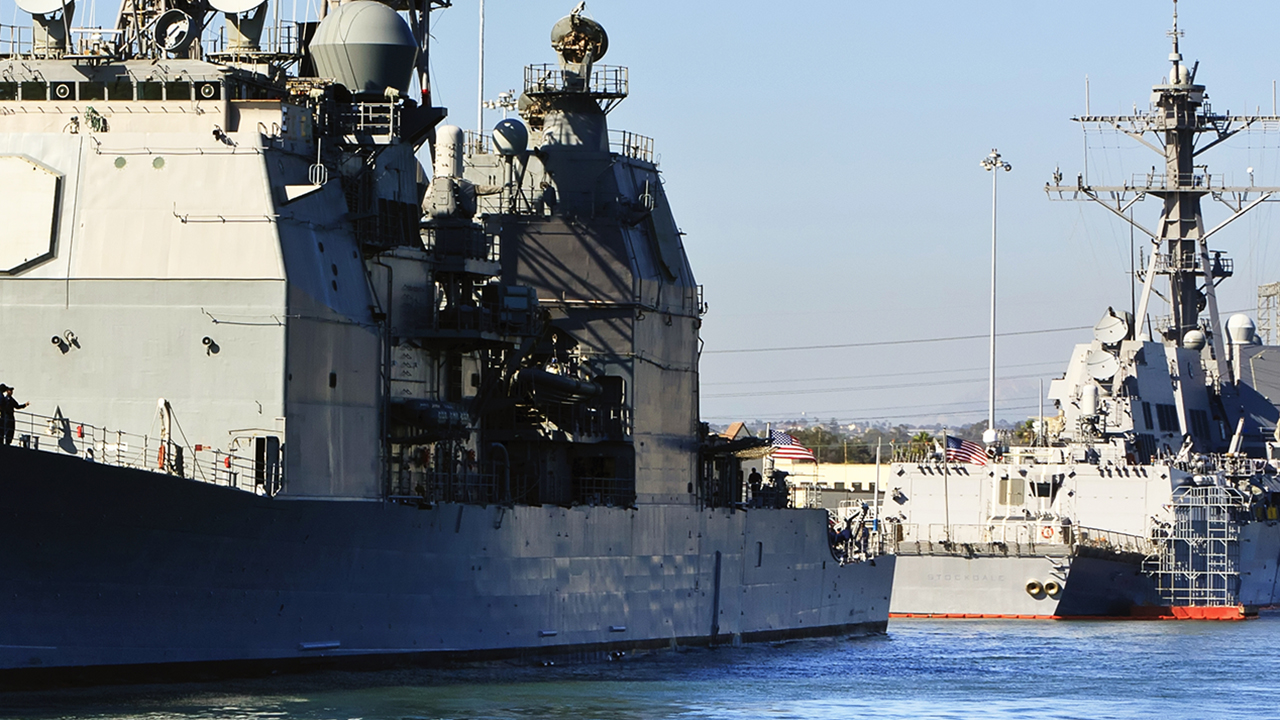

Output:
xmin=980 ymin=149 xmax=1011 ymax=445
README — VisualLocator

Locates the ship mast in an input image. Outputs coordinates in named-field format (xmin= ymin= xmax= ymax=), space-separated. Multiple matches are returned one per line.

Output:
xmin=1048 ymin=0 xmax=1280 ymax=381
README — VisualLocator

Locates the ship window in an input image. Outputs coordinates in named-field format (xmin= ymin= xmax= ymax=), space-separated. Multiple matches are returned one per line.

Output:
xmin=137 ymin=81 xmax=162 ymax=100
xmin=20 ymin=82 xmax=46 ymax=101
xmin=0 ymin=83 xmax=15 ymax=100
xmin=1156 ymin=404 xmax=1178 ymax=432
xmin=1141 ymin=402 xmax=1153 ymax=430
xmin=106 ymin=79 xmax=133 ymax=100
xmin=1031 ymin=482 xmax=1052 ymax=498
xmin=756 ymin=541 xmax=763 ymax=567
xmin=329 ymin=372 xmax=337 ymax=388
xmin=165 ymin=81 xmax=191 ymax=101
xmin=1190 ymin=409 xmax=1210 ymax=439
xmin=999 ymin=477 xmax=1025 ymax=505
xmin=195 ymin=81 xmax=220 ymax=100
xmin=1135 ymin=433 xmax=1157 ymax=463
xmin=78 ymin=81 xmax=105 ymax=100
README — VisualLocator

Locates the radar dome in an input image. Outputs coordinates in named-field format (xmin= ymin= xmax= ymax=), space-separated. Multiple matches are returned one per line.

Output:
xmin=1225 ymin=314 xmax=1256 ymax=344
xmin=309 ymin=1 xmax=417 ymax=96
xmin=1183 ymin=329 xmax=1207 ymax=351
xmin=492 ymin=118 xmax=529 ymax=155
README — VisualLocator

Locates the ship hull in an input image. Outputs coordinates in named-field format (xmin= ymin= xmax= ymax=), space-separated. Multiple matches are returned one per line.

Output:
xmin=1237 ymin=520 xmax=1280 ymax=610
xmin=888 ymin=545 xmax=1160 ymax=618
xmin=0 ymin=447 xmax=893 ymax=679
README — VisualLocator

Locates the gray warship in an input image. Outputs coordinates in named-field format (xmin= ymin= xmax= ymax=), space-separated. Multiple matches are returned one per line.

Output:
xmin=887 ymin=5 xmax=1280 ymax=620
xmin=0 ymin=0 xmax=894 ymax=679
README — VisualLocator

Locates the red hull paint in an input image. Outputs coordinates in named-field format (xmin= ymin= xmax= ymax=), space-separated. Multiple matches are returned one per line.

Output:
xmin=891 ymin=606 xmax=1251 ymax=621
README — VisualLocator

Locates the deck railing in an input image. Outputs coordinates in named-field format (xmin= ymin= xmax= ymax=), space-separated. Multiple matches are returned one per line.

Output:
xmin=6 ymin=410 xmax=267 ymax=495
xmin=895 ymin=521 xmax=1153 ymax=554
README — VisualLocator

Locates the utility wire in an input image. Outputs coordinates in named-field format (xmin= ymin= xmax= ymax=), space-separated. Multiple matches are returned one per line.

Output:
xmin=703 ymin=372 xmax=1050 ymax=399
xmin=700 ymin=360 xmax=1064 ymax=387
xmin=703 ymin=395 xmax=1044 ymax=421
xmin=703 ymin=325 xmax=1091 ymax=355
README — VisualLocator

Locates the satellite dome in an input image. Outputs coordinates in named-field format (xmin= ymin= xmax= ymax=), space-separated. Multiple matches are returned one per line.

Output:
xmin=309 ymin=1 xmax=417 ymax=97
xmin=1183 ymin=329 xmax=1206 ymax=351
xmin=1225 ymin=314 xmax=1256 ymax=344
xmin=492 ymin=118 xmax=529 ymax=155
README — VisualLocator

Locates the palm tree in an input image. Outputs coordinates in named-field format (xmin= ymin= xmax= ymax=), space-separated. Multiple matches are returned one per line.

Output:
xmin=906 ymin=431 xmax=934 ymax=461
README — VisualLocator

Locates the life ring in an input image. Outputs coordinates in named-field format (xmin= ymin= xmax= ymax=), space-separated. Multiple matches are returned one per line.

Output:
xmin=1044 ymin=580 xmax=1062 ymax=597
xmin=1025 ymin=580 xmax=1044 ymax=596
xmin=1040 ymin=526 xmax=1054 ymax=539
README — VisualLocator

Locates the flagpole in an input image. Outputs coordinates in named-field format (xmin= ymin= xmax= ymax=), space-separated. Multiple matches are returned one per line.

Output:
xmin=874 ymin=438 xmax=882 ymax=550
xmin=980 ymin=150 xmax=1011 ymax=447
xmin=765 ymin=422 xmax=773 ymax=479
xmin=1038 ymin=378 xmax=1044 ymax=447
xmin=942 ymin=428 xmax=951 ymax=542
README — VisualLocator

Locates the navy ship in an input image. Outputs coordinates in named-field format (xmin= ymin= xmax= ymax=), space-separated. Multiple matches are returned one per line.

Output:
xmin=887 ymin=4 xmax=1280 ymax=620
xmin=0 ymin=0 xmax=893 ymax=680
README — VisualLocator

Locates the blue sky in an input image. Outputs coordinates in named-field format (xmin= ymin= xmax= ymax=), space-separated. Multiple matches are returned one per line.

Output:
xmin=29 ymin=0 xmax=1280 ymax=427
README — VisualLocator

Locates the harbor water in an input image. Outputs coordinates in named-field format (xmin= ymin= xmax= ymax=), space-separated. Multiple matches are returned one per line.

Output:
xmin=5 ymin=615 xmax=1278 ymax=719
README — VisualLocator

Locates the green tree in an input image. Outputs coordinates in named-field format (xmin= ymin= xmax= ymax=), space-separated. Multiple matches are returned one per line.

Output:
xmin=1013 ymin=419 xmax=1036 ymax=445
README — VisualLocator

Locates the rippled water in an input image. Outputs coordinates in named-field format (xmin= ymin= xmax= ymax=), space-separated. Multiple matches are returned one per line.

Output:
xmin=6 ymin=616 xmax=1279 ymax=719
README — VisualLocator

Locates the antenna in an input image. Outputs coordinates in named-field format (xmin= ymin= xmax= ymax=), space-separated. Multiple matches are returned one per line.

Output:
xmin=1168 ymin=0 xmax=1183 ymax=72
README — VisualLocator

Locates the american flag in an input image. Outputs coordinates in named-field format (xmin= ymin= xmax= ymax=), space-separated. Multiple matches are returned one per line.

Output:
xmin=770 ymin=431 xmax=816 ymax=462
xmin=945 ymin=435 xmax=988 ymax=466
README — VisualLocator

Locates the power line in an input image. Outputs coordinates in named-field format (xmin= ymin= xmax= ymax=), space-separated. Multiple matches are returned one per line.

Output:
xmin=700 ymin=360 xmax=1064 ymax=387
xmin=702 ymin=372 xmax=1050 ymax=399
xmin=702 ymin=395 xmax=1044 ymax=421
xmin=702 ymin=325 xmax=1091 ymax=355
xmin=702 ymin=403 xmax=1044 ymax=424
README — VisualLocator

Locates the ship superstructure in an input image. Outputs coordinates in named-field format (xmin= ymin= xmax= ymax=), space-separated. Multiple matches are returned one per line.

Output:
xmin=0 ymin=0 xmax=894 ymax=678
xmin=886 ymin=4 xmax=1280 ymax=619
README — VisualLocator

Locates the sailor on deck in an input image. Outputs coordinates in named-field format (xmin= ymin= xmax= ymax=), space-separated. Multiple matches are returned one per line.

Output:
xmin=0 ymin=384 xmax=29 ymax=447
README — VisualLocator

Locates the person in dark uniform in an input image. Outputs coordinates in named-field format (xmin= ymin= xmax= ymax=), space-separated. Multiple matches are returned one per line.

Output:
xmin=747 ymin=468 xmax=763 ymax=504
xmin=0 ymin=384 xmax=29 ymax=447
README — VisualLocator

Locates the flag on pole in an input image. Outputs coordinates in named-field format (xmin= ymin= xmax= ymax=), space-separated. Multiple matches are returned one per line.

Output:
xmin=945 ymin=435 xmax=988 ymax=466
xmin=770 ymin=431 xmax=816 ymax=462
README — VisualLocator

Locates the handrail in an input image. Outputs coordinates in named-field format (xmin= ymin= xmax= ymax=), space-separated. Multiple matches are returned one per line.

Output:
xmin=6 ymin=409 xmax=269 ymax=495
xmin=894 ymin=521 xmax=1154 ymax=554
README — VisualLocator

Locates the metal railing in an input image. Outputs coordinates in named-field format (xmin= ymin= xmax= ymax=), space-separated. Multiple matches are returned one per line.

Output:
xmin=465 ymin=130 xmax=494 ymax=156
xmin=1075 ymin=525 xmax=1154 ymax=555
xmin=392 ymin=469 xmax=501 ymax=505
xmin=1150 ymin=252 xmax=1233 ymax=276
xmin=330 ymin=102 xmax=397 ymax=143
xmin=609 ymin=129 xmax=653 ymax=163
xmin=1129 ymin=171 xmax=1228 ymax=191
xmin=203 ymin=21 xmax=300 ymax=58
xmin=0 ymin=23 xmax=31 ymax=57
xmin=6 ymin=410 xmax=267 ymax=494
xmin=421 ymin=225 xmax=500 ymax=262
xmin=895 ymin=521 xmax=1153 ymax=554
xmin=524 ymin=64 xmax=628 ymax=99
xmin=572 ymin=475 xmax=636 ymax=508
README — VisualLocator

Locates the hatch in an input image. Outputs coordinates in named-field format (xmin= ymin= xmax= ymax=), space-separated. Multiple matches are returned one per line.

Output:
xmin=0 ymin=154 xmax=62 ymax=274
